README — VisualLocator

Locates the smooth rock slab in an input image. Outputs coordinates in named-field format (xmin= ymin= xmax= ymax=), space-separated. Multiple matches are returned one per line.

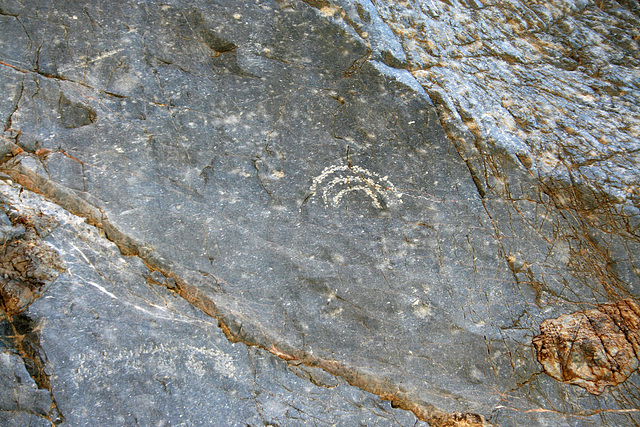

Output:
xmin=2 ymin=0 xmax=509 ymax=417
xmin=0 ymin=183 xmax=428 ymax=426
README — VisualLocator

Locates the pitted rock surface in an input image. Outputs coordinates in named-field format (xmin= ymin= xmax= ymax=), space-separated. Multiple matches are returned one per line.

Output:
xmin=533 ymin=299 xmax=640 ymax=395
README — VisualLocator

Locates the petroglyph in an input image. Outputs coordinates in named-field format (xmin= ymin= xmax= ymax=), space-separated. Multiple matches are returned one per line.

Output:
xmin=309 ymin=164 xmax=403 ymax=209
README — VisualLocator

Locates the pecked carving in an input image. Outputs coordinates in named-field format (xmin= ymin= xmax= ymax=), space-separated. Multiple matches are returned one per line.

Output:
xmin=308 ymin=163 xmax=403 ymax=209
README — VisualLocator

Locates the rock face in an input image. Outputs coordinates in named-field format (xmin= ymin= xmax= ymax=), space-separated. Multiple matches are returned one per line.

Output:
xmin=0 ymin=0 xmax=638 ymax=426
xmin=533 ymin=299 xmax=640 ymax=395
xmin=361 ymin=0 xmax=640 ymax=206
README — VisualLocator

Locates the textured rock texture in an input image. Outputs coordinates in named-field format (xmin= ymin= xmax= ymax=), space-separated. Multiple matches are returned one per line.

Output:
xmin=361 ymin=0 xmax=640 ymax=204
xmin=533 ymin=299 xmax=640 ymax=395
xmin=0 ymin=202 xmax=64 ymax=318
xmin=0 ymin=185 xmax=434 ymax=426
xmin=0 ymin=0 xmax=638 ymax=426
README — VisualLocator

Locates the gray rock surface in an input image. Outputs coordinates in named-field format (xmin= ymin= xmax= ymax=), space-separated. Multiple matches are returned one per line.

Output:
xmin=0 ymin=0 xmax=638 ymax=425
xmin=0 ymin=185 xmax=428 ymax=426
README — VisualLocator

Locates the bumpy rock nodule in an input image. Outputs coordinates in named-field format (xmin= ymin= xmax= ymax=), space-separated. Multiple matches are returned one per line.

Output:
xmin=533 ymin=299 xmax=640 ymax=395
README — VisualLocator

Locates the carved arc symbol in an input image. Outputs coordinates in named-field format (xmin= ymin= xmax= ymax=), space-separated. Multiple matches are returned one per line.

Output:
xmin=308 ymin=164 xmax=403 ymax=209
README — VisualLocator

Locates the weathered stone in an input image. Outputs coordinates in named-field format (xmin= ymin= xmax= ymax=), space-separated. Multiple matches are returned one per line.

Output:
xmin=0 ymin=351 xmax=53 ymax=425
xmin=0 ymin=204 xmax=65 ymax=318
xmin=58 ymin=95 xmax=97 ymax=129
xmin=0 ymin=311 xmax=62 ymax=424
xmin=0 ymin=0 xmax=638 ymax=425
xmin=360 ymin=0 xmax=640 ymax=203
xmin=430 ymin=411 xmax=488 ymax=427
xmin=533 ymin=299 xmax=640 ymax=394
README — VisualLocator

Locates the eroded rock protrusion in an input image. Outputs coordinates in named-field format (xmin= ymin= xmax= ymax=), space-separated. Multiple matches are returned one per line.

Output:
xmin=0 ymin=204 xmax=65 ymax=319
xmin=430 ymin=411 xmax=488 ymax=427
xmin=533 ymin=299 xmax=640 ymax=394
xmin=0 ymin=201 xmax=65 ymax=424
